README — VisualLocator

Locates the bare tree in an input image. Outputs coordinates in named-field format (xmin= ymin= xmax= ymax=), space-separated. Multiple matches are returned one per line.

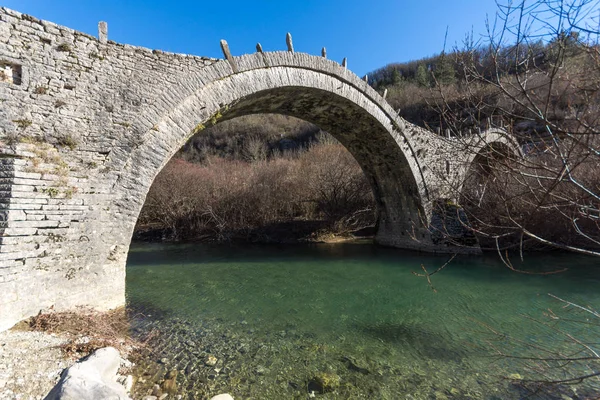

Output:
xmin=430 ymin=0 xmax=600 ymax=256
xmin=415 ymin=1 xmax=600 ymax=394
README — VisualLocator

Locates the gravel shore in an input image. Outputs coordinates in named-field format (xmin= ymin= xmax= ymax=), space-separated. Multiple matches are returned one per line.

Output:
xmin=0 ymin=330 xmax=71 ymax=400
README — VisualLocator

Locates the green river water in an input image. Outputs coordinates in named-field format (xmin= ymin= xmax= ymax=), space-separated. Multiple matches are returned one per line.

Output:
xmin=125 ymin=241 xmax=600 ymax=399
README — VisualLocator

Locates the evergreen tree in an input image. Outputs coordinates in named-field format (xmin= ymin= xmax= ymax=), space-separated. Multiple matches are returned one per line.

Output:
xmin=391 ymin=68 xmax=401 ymax=85
xmin=434 ymin=53 xmax=456 ymax=85
xmin=416 ymin=63 xmax=430 ymax=87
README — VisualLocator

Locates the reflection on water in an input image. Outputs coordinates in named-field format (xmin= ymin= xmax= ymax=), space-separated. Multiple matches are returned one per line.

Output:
xmin=126 ymin=242 xmax=600 ymax=399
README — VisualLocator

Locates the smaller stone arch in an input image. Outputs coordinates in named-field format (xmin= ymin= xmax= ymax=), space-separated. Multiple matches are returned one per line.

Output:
xmin=458 ymin=128 xmax=523 ymax=195
xmin=466 ymin=129 xmax=522 ymax=163
xmin=422 ymin=128 xmax=522 ymax=252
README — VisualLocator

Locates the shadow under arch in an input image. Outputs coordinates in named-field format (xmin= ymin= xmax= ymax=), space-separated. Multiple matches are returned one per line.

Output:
xmin=109 ymin=54 xmax=443 ymax=255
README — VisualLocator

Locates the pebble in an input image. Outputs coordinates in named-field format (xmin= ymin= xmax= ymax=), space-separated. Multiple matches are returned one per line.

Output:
xmin=255 ymin=365 xmax=267 ymax=375
xmin=151 ymin=383 xmax=162 ymax=396
xmin=205 ymin=355 xmax=218 ymax=366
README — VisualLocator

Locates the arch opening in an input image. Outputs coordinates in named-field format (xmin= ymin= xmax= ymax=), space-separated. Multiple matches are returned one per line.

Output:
xmin=111 ymin=66 xmax=435 ymax=257
xmin=457 ymin=137 xmax=523 ymax=249
xmin=136 ymin=113 xmax=378 ymax=243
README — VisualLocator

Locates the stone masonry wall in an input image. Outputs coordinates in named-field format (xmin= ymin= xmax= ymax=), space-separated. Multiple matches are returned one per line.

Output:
xmin=0 ymin=7 xmax=217 ymax=330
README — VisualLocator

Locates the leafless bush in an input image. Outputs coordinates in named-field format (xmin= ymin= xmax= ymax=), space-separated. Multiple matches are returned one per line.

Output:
xmin=138 ymin=142 xmax=376 ymax=241
xmin=180 ymin=114 xmax=320 ymax=163
xmin=242 ymin=135 xmax=268 ymax=162
xmin=298 ymin=144 xmax=375 ymax=234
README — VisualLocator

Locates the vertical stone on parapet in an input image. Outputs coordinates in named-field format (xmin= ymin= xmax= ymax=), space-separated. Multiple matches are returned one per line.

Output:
xmin=383 ymin=89 xmax=388 ymax=100
xmin=364 ymin=75 xmax=368 ymax=83
xmin=321 ymin=47 xmax=327 ymax=58
xmin=256 ymin=43 xmax=270 ymax=67
xmin=220 ymin=39 xmax=239 ymax=73
xmin=286 ymin=33 xmax=294 ymax=53
xmin=445 ymin=128 xmax=451 ymax=138
xmin=98 ymin=21 xmax=108 ymax=44
xmin=342 ymin=58 xmax=347 ymax=69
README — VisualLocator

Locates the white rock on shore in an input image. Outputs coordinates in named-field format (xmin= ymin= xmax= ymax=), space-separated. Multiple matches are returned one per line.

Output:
xmin=45 ymin=347 xmax=131 ymax=400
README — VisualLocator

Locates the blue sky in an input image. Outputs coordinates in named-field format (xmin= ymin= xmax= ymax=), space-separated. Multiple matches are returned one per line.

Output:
xmin=3 ymin=1 xmax=502 ymax=76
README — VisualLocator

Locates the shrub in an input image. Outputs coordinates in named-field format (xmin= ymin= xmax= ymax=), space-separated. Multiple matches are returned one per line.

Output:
xmin=138 ymin=142 xmax=376 ymax=241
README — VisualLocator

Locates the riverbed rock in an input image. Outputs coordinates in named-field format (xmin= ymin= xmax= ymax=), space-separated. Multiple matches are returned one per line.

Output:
xmin=210 ymin=394 xmax=234 ymax=400
xmin=310 ymin=372 xmax=341 ymax=393
xmin=45 ymin=347 xmax=130 ymax=400
xmin=161 ymin=370 xmax=178 ymax=394
xmin=205 ymin=355 xmax=218 ymax=366
xmin=151 ymin=383 xmax=162 ymax=396
xmin=255 ymin=365 xmax=267 ymax=375
xmin=434 ymin=390 xmax=449 ymax=400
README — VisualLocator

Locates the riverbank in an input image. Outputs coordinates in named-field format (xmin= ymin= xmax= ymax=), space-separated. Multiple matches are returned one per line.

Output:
xmin=133 ymin=222 xmax=375 ymax=245
xmin=1 ymin=310 xmax=237 ymax=400
xmin=1 ymin=309 xmax=138 ymax=400
xmin=0 ymin=329 xmax=69 ymax=399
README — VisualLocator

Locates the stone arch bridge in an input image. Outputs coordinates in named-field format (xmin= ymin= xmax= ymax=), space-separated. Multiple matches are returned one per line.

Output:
xmin=0 ymin=8 xmax=520 ymax=330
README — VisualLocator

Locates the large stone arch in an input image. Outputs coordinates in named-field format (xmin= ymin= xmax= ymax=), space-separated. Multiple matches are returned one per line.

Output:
xmin=106 ymin=55 xmax=436 ymax=263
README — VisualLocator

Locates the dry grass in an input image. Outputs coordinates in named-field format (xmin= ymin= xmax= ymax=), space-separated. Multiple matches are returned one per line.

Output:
xmin=20 ymin=307 xmax=148 ymax=359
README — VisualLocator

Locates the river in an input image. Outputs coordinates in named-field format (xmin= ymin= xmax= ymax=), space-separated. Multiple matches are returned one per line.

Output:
xmin=125 ymin=241 xmax=600 ymax=399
